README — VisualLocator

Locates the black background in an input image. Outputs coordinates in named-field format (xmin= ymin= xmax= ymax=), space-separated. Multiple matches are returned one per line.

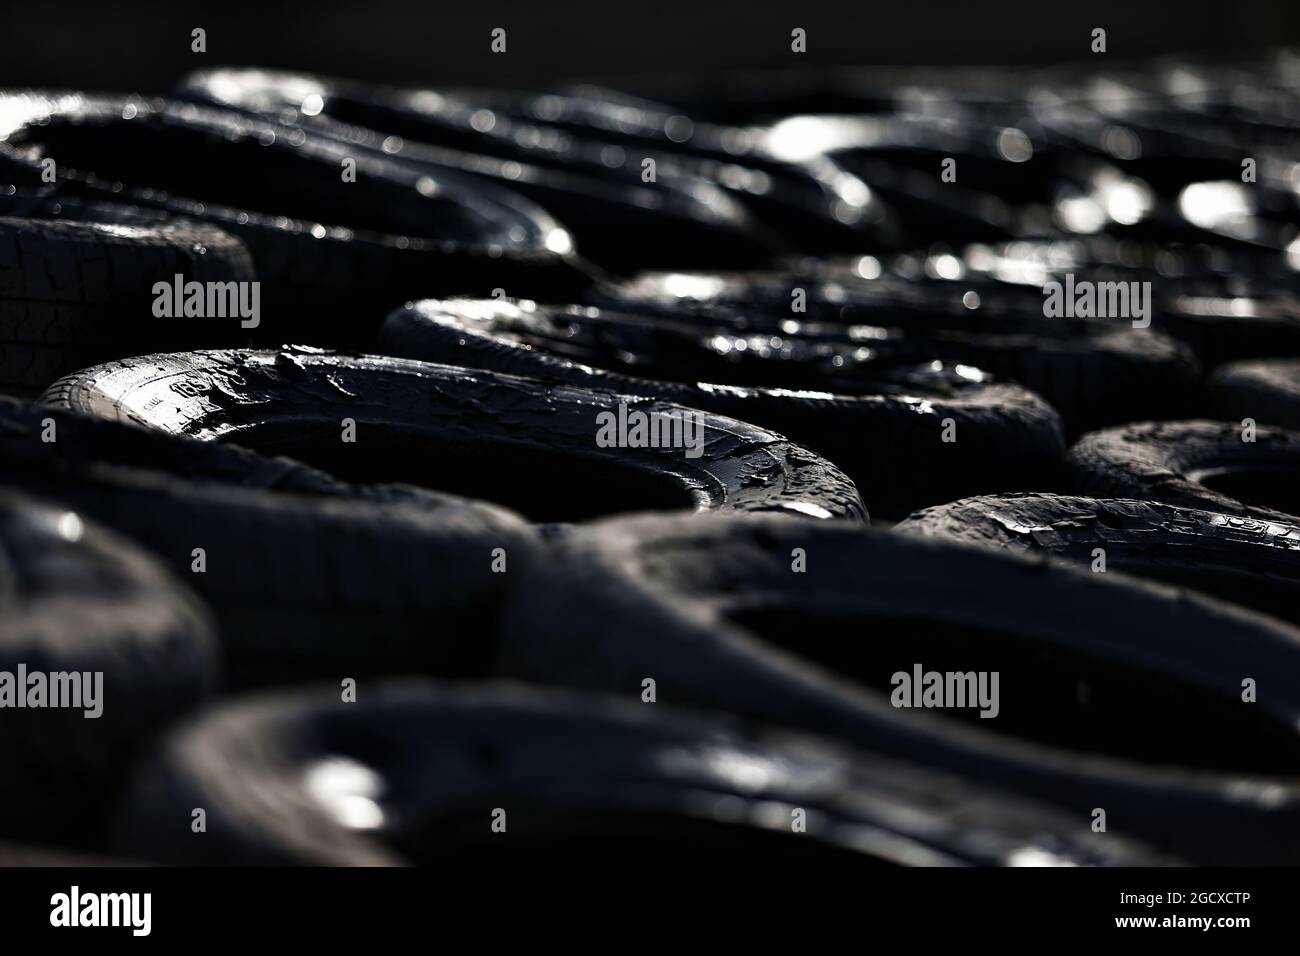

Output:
xmin=1 ymin=1 xmax=1297 ymax=92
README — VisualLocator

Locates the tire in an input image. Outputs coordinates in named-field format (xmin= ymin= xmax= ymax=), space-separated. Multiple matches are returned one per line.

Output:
xmin=0 ymin=489 xmax=218 ymax=847
xmin=1067 ymin=419 xmax=1300 ymax=523
xmin=1159 ymin=293 xmax=1300 ymax=366
xmin=1207 ymin=358 xmax=1300 ymax=429
xmin=0 ymin=394 xmax=532 ymax=688
xmin=42 ymin=348 xmax=868 ymax=523
xmin=0 ymin=93 xmax=591 ymax=345
xmin=11 ymin=463 xmax=535 ymax=689
xmin=597 ymin=270 xmax=1201 ymax=433
xmin=113 ymin=680 xmax=1165 ymax=866
xmin=496 ymin=513 xmax=1300 ymax=863
xmin=178 ymin=69 xmax=791 ymax=272
xmin=0 ymin=215 xmax=256 ymax=393
xmin=379 ymin=297 xmax=1065 ymax=520
xmin=897 ymin=492 xmax=1300 ymax=626
xmin=180 ymin=66 xmax=894 ymax=261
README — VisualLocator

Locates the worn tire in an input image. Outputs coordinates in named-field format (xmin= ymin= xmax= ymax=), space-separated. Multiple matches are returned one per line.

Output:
xmin=178 ymin=69 xmax=792 ymax=272
xmin=1207 ymin=358 xmax=1300 ymax=429
xmin=496 ymin=513 xmax=1300 ymax=863
xmin=12 ymin=463 xmax=535 ymax=689
xmin=0 ymin=216 xmax=255 ymax=393
xmin=898 ymin=492 xmax=1300 ymax=626
xmin=181 ymin=68 xmax=896 ymax=258
xmin=379 ymin=298 xmax=1064 ymax=519
xmin=0 ymin=93 xmax=589 ymax=343
xmin=43 ymin=348 xmax=867 ymax=523
xmin=0 ymin=396 xmax=533 ymax=687
xmin=600 ymin=270 xmax=1201 ymax=433
xmin=1068 ymin=420 xmax=1300 ymax=522
xmin=114 ymin=681 xmax=1164 ymax=866
xmin=0 ymin=490 xmax=218 ymax=846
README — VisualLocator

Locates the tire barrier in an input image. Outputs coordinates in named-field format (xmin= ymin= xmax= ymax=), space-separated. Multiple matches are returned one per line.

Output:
xmin=5 ymin=51 xmax=1300 ymax=868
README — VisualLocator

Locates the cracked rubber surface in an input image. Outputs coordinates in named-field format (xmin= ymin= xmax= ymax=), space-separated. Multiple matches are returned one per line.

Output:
xmin=114 ymin=680 xmax=1165 ymax=866
xmin=379 ymin=297 xmax=1063 ymax=519
xmin=1068 ymin=419 xmax=1300 ymax=523
xmin=0 ymin=490 xmax=218 ymax=847
xmin=1207 ymin=358 xmax=1300 ymax=429
xmin=496 ymin=512 xmax=1300 ymax=863
xmin=0 ymin=215 xmax=255 ymax=392
xmin=43 ymin=348 xmax=868 ymax=523
xmin=897 ymin=492 xmax=1300 ymax=626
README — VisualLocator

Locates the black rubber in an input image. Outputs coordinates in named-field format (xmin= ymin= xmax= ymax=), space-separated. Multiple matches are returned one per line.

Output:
xmin=897 ymin=492 xmax=1300 ymax=626
xmin=1207 ymin=358 xmax=1300 ymax=429
xmin=0 ymin=394 xmax=458 ymax=509
xmin=12 ymin=463 xmax=535 ymax=689
xmin=282 ymin=74 xmax=900 ymax=254
xmin=0 ymin=396 xmax=534 ymax=687
xmin=0 ymin=215 xmax=255 ymax=393
xmin=43 ymin=348 xmax=868 ymax=523
xmin=177 ymin=69 xmax=796 ymax=272
xmin=378 ymin=297 xmax=1065 ymax=519
xmin=0 ymin=93 xmax=590 ymax=344
xmin=596 ymin=269 xmax=1201 ymax=433
xmin=113 ymin=681 xmax=1165 ymax=866
xmin=496 ymin=512 xmax=1300 ymax=863
xmin=1068 ymin=419 xmax=1300 ymax=523
xmin=0 ymin=490 xmax=218 ymax=847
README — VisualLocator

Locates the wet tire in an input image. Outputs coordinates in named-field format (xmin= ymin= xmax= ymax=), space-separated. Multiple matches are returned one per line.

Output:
xmin=178 ymin=69 xmax=791 ymax=273
xmin=0 ymin=93 xmax=590 ymax=344
xmin=1067 ymin=420 xmax=1300 ymax=523
xmin=379 ymin=298 xmax=1064 ymax=519
xmin=113 ymin=680 xmax=1165 ymax=866
xmin=1207 ymin=358 xmax=1300 ymax=429
xmin=598 ymin=270 xmax=1201 ymax=433
xmin=496 ymin=512 xmax=1300 ymax=863
xmin=897 ymin=492 xmax=1300 ymax=626
xmin=0 ymin=216 xmax=255 ymax=393
xmin=42 ymin=348 xmax=868 ymax=523
xmin=0 ymin=490 xmax=218 ymax=847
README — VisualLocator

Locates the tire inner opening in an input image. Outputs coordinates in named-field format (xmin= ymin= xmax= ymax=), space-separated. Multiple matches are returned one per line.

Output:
xmin=227 ymin=422 xmax=700 ymax=522
xmin=1192 ymin=466 xmax=1300 ymax=520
